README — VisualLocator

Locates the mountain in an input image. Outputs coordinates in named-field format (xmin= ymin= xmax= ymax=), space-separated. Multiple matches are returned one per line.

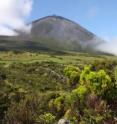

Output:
xmin=0 ymin=15 xmax=102 ymax=52
xmin=31 ymin=15 xmax=94 ymax=42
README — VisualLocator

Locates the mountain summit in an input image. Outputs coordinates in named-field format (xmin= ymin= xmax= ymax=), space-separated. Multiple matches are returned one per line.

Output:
xmin=0 ymin=15 xmax=102 ymax=52
xmin=31 ymin=15 xmax=94 ymax=42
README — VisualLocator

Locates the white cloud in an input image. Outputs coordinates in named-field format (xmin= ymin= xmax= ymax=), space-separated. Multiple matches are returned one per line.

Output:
xmin=0 ymin=0 xmax=33 ymax=36
xmin=0 ymin=26 xmax=17 ymax=36
xmin=95 ymin=36 xmax=117 ymax=56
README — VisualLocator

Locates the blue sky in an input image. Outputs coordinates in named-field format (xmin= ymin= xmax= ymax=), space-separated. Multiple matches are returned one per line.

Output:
xmin=28 ymin=0 xmax=117 ymax=40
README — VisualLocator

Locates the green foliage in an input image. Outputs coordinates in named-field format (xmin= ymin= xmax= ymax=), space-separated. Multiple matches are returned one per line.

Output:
xmin=0 ymin=52 xmax=116 ymax=123
xmin=64 ymin=65 xmax=81 ymax=88
xmin=80 ymin=66 xmax=91 ymax=84
xmin=66 ymin=85 xmax=88 ymax=106
xmin=54 ymin=95 xmax=65 ymax=111
xmin=80 ymin=66 xmax=112 ymax=95
xmin=38 ymin=113 xmax=56 ymax=124
xmin=52 ymin=65 xmax=116 ymax=123
xmin=49 ymin=94 xmax=66 ymax=119
xmin=115 ymin=66 xmax=117 ymax=86
xmin=72 ymin=85 xmax=88 ymax=101
xmin=92 ymin=60 xmax=117 ymax=82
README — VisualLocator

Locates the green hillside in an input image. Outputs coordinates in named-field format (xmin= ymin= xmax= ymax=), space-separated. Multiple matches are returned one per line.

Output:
xmin=0 ymin=51 xmax=116 ymax=123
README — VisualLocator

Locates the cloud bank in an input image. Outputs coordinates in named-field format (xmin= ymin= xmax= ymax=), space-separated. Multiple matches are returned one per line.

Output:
xmin=96 ymin=37 xmax=117 ymax=56
xmin=0 ymin=0 xmax=33 ymax=36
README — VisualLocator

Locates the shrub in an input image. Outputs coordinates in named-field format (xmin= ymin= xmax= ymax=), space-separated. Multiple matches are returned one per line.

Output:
xmin=64 ymin=65 xmax=81 ymax=88
xmin=80 ymin=66 xmax=112 ymax=95
xmin=38 ymin=113 xmax=56 ymax=124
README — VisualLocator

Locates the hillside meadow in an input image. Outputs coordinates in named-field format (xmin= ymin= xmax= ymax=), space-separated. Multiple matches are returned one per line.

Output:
xmin=0 ymin=51 xmax=116 ymax=124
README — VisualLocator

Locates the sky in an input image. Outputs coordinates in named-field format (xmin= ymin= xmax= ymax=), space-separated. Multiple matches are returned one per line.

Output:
xmin=28 ymin=0 xmax=117 ymax=40
xmin=0 ymin=0 xmax=117 ymax=41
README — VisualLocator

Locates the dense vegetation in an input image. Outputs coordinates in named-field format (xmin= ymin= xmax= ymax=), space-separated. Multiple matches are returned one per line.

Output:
xmin=0 ymin=51 xmax=116 ymax=124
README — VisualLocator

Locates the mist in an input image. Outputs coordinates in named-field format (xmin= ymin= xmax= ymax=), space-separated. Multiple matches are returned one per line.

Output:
xmin=0 ymin=0 xmax=33 ymax=36
xmin=95 ymin=37 xmax=117 ymax=56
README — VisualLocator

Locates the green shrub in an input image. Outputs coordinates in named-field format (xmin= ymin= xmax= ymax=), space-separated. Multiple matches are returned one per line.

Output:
xmin=64 ymin=65 xmax=81 ymax=88
xmin=38 ymin=113 xmax=56 ymax=124
xmin=80 ymin=66 xmax=112 ymax=95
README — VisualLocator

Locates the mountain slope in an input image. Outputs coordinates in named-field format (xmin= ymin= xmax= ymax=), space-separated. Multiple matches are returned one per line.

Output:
xmin=31 ymin=15 xmax=94 ymax=42
xmin=0 ymin=15 xmax=102 ymax=52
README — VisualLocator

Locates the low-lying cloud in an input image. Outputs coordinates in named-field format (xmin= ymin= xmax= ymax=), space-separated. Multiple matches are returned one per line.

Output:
xmin=96 ymin=37 xmax=117 ymax=56
xmin=0 ymin=0 xmax=33 ymax=36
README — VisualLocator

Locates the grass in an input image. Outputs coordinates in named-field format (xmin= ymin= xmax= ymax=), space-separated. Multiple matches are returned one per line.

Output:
xmin=0 ymin=51 xmax=116 ymax=66
xmin=0 ymin=51 xmax=117 ymax=123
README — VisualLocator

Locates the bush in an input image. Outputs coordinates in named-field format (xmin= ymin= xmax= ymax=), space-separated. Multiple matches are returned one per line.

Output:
xmin=80 ymin=66 xmax=112 ymax=95
xmin=64 ymin=65 xmax=81 ymax=88
xmin=52 ymin=65 xmax=116 ymax=123
xmin=38 ymin=113 xmax=56 ymax=124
